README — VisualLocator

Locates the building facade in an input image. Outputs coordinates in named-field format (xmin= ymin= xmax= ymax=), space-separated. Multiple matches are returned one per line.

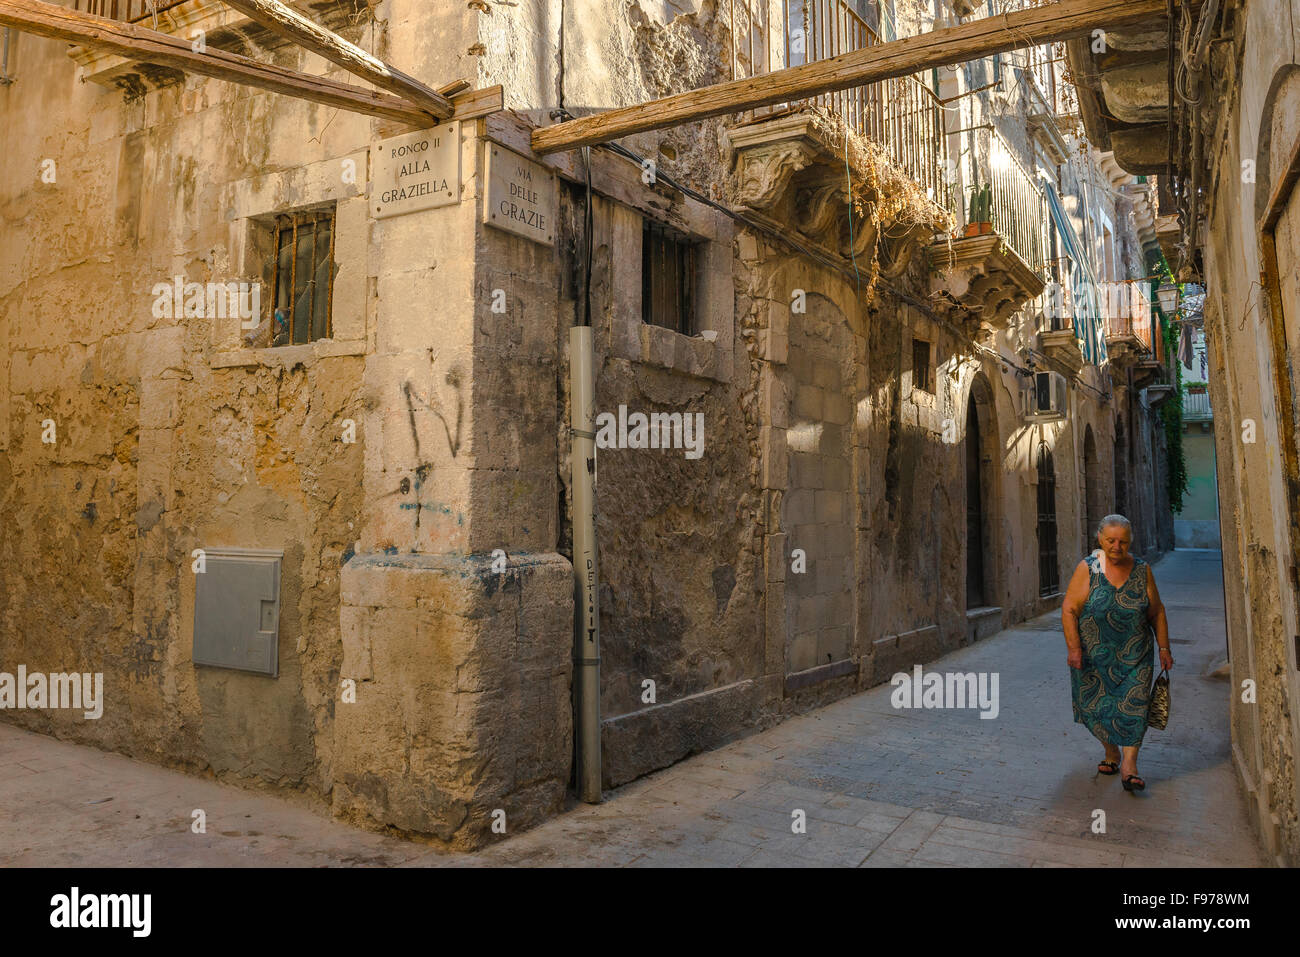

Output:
xmin=1070 ymin=0 xmax=1300 ymax=865
xmin=0 ymin=0 xmax=1174 ymax=847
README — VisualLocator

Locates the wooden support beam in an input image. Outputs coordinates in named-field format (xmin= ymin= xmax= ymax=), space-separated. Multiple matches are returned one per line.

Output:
xmin=531 ymin=0 xmax=1167 ymax=155
xmin=0 ymin=0 xmax=434 ymax=125
xmin=218 ymin=0 xmax=452 ymax=118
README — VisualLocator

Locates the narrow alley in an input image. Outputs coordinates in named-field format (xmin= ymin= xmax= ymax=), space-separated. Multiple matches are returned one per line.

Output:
xmin=0 ymin=550 xmax=1265 ymax=868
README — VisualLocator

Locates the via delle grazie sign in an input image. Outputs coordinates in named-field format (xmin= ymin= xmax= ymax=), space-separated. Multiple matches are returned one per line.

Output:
xmin=485 ymin=145 xmax=556 ymax=246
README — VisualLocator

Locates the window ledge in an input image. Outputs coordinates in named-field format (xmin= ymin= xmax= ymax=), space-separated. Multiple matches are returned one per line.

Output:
xmin=636 ymin=322 xmax=730 ymax=383
xmin=212 ymin=338 xmax=365 ymax=369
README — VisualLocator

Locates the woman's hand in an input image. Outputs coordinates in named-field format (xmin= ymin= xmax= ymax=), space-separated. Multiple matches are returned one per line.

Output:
xmin=1067 ymin=646 xmax=1083 ymax=669
xmin=1159 ymin=645 xmax=1174 ymax=671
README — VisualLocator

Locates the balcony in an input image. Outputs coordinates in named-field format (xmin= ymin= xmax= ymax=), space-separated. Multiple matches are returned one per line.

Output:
xmin=1103 ymin=282 xmax=1156 ymax=372
xmin=726 ymin=0 xmax=951 ymax=264
xmin=1038 ymin=302 xmax=1084 ymax=377
xmin=1184 ymin=387 xmax=1212 ymax=421
xmin=929 ymin=127 xmax=1048 ymax=332
xmin=65 ymin=0 xmax=369 ymax=91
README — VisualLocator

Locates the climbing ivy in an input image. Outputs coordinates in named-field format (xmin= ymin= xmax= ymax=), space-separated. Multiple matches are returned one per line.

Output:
xmin=1161 ymin=314 xmax=1189 ymax=514
xmin=1148 ymin=251 xmax=1190 ymax=514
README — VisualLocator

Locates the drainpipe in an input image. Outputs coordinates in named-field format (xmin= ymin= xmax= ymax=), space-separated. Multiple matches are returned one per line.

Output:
xmin=1 ymin=28 xmax=15 ymax=86
xmin=570 ymin=145 xmax=601 ymax=803
xmin=570 ymin=324 xmax=601 ymax=803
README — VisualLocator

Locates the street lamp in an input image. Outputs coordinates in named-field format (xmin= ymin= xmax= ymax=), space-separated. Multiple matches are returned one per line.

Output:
xmin=1157 ymin=283 xmax=1180 ymax=316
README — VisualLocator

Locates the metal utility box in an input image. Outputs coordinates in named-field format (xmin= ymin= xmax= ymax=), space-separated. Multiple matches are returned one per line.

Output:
xmin=193 ymin=547 xmax=283 ymax=677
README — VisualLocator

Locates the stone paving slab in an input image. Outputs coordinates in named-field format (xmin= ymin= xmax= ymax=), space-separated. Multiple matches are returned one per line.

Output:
xmin=0 ymin=550 xmax=1270 ymax=867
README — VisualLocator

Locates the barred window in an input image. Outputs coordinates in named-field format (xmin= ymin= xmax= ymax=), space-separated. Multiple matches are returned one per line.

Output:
xmin=642 ymin=219 xmax=697 ymax=336
xmin=270 ymin=210 xmax=335 ymax=346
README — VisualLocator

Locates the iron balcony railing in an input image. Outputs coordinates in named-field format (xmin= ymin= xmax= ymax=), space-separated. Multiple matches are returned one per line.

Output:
xmin=1046 ymin=273 xmax=1161 ymax=362
xmin=731 ymin=0 xmax=949 ymax=207
xmin=1024 ymin=42 xmax=1077 ymax=119
xmin=961 ymin=0 xmax=1078 ymax=119
xmin=72 ymin=0 xmax=189 ymax=21
xmin=1183 ymin=389 xmax=1212 ymax=420
xmin=959 ymin=127 xmax=1047 ymax=274
xmin=1099 ymin=282 xmax=1157 ymax=351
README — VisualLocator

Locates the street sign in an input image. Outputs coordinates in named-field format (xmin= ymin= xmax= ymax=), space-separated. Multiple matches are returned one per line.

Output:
xmin=372 ymin=123 xmax=459 ymax=220
xmin=484 ymin=144 xmax=556 ymax=246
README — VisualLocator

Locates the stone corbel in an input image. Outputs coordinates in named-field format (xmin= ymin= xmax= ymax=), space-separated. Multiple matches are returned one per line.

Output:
xmin=928 ymin=235 xmax=1046 ymax=333
xmin=793 ymin=183 xmax=846 ymax=241
xmin=878 ymin=223 xmax=933 ymax=279
xmin=735 ymin=140 xmax=821 ymax=211
xmin=837 ymin=205 xmax=878 ymax=262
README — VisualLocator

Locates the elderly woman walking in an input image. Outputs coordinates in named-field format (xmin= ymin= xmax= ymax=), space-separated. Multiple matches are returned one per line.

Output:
xmin=1062 ymin=515 xmax=1174 ymax=791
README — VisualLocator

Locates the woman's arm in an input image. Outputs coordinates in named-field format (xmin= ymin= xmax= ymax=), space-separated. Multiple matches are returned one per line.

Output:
xmin=1062 ymin=560 xmax=1091 ymax=668
xmin=1146 ymin=565 xmax=1174 ymax=670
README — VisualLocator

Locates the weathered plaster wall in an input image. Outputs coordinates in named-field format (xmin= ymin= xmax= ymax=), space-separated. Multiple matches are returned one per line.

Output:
xmin=1 ymin=0 xmax=1184 ymax=845
xmin=1200 ymin=0 xmax=1300 ymax=865
xmin=1 ymin=0 xmax=575 ymax=850
xmin=478 ymin=0 xmax=1161 ymax=790
xmin=0 ymin=6 xmax=377 ymax=798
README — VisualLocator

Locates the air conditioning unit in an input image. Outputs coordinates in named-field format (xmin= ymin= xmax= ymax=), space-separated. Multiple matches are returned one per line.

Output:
xmin=1026 ymin=371 xmax=1069 ymax=421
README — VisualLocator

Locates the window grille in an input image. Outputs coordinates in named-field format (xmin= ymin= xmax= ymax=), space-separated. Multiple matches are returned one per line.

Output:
xmin=642 ymin=220 xmax=697 ymax=337
xmin=271 ymin=210 xmax=335 ymax=346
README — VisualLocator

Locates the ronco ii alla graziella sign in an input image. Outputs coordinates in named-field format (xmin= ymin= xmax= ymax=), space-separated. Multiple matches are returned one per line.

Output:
xmin=372 ymin=123 xmax=460 ymax=220
xmin=484 ymin=145 xmax=556 ymax=246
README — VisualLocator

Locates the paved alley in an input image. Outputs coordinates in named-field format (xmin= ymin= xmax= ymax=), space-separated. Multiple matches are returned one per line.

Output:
xmin=0 ymin=549 xmax=1268 ymax=867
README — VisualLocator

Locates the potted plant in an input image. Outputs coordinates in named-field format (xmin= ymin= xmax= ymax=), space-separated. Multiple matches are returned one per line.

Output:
xmin=964 ymin=185 xmax=993 ymax=237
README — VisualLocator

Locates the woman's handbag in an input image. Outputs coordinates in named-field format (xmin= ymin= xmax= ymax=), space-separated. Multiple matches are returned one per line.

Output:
xmin=1148 ymin=669 xmax=1171 ymax=731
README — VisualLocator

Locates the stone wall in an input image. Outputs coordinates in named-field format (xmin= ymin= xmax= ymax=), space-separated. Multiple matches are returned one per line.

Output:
xmin=0 ymin=0 xmax=575 ymax=850
xmin=0 ymin=0 xmax=1180 ymax=845
xmin=1199 ymin=0 xmax=1300 ymax=865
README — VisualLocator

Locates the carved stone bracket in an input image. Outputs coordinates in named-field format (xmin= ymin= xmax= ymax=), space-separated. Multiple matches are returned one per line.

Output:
xmin=1039 ymin=328 xmax=1085 ymax=377
xmin=1132 ymin=357 xmax=1165 ymax=390
xmin=927 ymin=234 xmax=1046 ymax=333
xmin=879 ymin=223 xmax=933 ymax=279
xmin=726 ymin=111 xmax=934 ymax=275
xmin=734 ymin=135 xmax=822 ymax=211
xmin=1104 ymin=332 xmax=1144 ymax=372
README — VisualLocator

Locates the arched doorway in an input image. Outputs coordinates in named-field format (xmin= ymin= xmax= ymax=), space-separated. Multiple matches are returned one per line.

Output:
xmin=966 ymin=399 xmax=986 ymax=607
xmin=1037 ymin=444 xmax=1059 ymax=596
xmin=1083 ymin=425 xmax=1103 ymax=554
xmin=965 ymin=375 xmax=996 ymax=608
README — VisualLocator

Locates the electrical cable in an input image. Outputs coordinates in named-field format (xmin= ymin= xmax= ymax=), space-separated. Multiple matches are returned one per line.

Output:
xmin=582 ymin=145 xmax=593 ymax=328
xmin=843 ymin=132 xmax=863 ymax=293
xmin=594 ymin=139 xmax=1131 ymax=403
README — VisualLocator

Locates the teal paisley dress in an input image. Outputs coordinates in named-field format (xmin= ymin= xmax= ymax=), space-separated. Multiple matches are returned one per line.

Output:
xmin=1071 ymin=553 xmax=1154 ymax=747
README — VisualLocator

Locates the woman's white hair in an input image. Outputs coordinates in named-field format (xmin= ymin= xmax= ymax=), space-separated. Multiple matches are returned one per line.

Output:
xmin=1097 ymin=514 xmax=1133 ymax=537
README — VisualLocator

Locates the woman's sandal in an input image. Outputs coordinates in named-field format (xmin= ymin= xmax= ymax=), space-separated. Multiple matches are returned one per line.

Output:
xmin=1122 ymin=774 xmax=1146 ymax=792
xmin=1097 ymin=761 xmax=1119 ymax=775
